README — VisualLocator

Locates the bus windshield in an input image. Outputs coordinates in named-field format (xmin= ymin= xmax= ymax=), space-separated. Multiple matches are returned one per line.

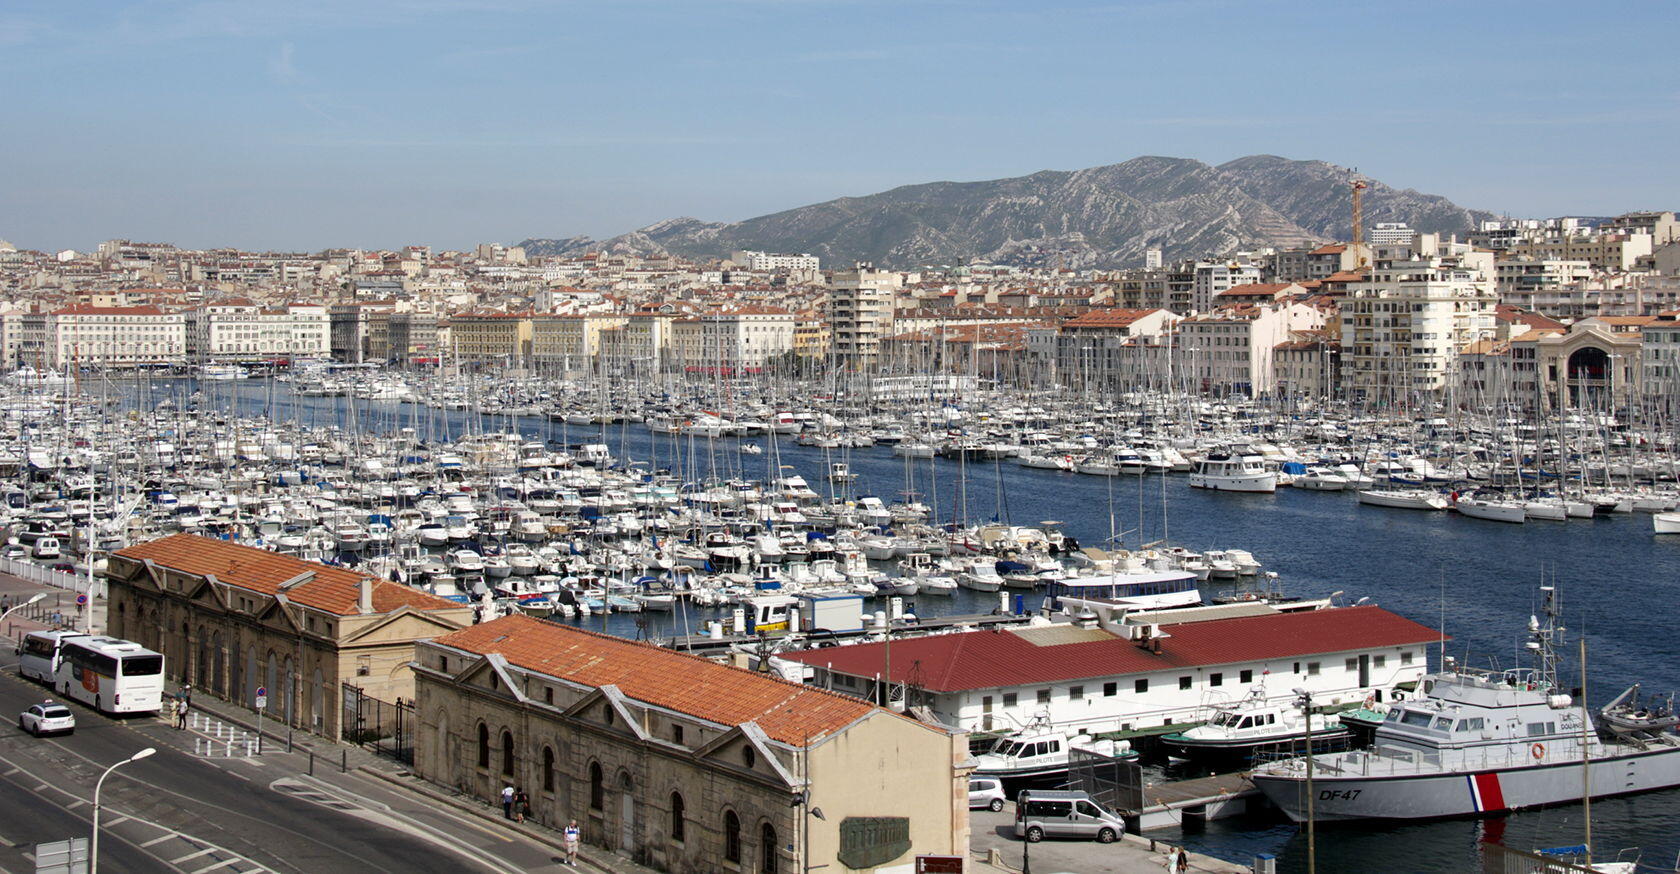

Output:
xmin=121 ymin=655 xmax=164 ymax=676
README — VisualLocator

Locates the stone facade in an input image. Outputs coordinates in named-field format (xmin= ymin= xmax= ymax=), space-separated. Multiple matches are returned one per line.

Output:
xmin=414 ymin=615 xmax=968 ymax=873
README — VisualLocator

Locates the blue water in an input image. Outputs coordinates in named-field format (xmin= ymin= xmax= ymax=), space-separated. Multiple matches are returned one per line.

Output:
xmin=133 ymin=378 xmax=1680 ymax=872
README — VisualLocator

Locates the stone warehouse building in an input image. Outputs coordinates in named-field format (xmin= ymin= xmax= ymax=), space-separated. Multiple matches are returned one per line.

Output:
xmin=414 ymin=614 xmax=969 ymax=873
xmin=106 ymin=534 xmax=473 ymax=737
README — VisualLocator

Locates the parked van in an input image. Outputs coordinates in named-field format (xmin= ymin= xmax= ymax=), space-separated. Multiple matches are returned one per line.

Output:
xmin=1014 ymin=790 xmax=1125 ymax=843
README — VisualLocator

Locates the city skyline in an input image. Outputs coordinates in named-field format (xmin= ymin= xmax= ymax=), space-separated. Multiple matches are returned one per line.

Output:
xmin=2 ymin=0 xmax=1675 ymax=252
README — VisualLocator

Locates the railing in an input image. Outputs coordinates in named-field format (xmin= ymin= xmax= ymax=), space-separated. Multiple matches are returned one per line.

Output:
xmin=0 ymin=555 xmax=103 ymax=598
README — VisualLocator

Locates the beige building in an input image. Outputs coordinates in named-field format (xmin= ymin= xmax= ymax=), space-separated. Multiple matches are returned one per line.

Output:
xmin=450 ymin=311 xmax=533 ymax=364
xmin=48 ymin=304 xmax=186 ymax=368
xmin=414 ymin=614 xmax=969 ymax=873
xmin=190 ymin=299 xmax=329 ymax=362
xmin=530 ymin=314 xmax=627 ymax=370
xmin=829 ymin=263 xmax=903 ymax=369
xmin=107 ymin=534 xmax=472 ymax=737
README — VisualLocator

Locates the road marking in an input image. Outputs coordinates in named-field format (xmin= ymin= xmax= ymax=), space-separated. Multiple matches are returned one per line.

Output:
xmin=170 ymin=847 xmax=217 ymax=864
xmin=31 ymin=782 xmax=46 ymax=791
xmin=64 ymin=799 xmax=86 ymax=809
xmin=3 ymin=768 xmax=18 ymax=776
xmin=141 ymin=834 xmax=176 ymax=848
xmin=191 ymin=858 xmax=243 ymax=874
xmin=105 ymin=815 xmax=131 ymax=827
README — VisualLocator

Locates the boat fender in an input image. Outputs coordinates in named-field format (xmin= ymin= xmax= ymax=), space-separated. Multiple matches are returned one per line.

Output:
xmin=1530 ymin=743 xmax=1545 ymax=760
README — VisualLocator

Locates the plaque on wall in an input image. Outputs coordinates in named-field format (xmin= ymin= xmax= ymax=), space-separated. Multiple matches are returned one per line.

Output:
xmin=837 ymin=817 xmax=911 ymax=869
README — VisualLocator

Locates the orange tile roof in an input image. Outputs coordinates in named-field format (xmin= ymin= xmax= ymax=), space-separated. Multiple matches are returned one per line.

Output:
xmin=115 ymin=534 xmax=460 ymax=617
xmin=434 ymin=614 xmax=879 ymax=745
xmin=1061 ymin=307 xmax=1164 ymax=329
xmin=53 ymin=304 xmax=169 ymax=316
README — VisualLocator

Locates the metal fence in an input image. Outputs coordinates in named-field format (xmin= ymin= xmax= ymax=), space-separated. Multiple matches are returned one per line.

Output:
xmin=1481 ymin=842 xmax=1600 ymax=874
xmin=341 ymin=682 xmax=414 ymax=764
xmin=0 ymin=555 xmax=101 ymax=597
xmin=1067 ymin=749 xmax=1143 ymax=812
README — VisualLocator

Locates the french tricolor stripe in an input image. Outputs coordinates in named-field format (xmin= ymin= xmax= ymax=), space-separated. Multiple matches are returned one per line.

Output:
xmin=1466 ymin=773 xmax=1505 ymax=813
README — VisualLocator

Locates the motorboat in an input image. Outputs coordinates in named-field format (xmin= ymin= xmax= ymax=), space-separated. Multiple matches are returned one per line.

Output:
xmin=1655 ymin=512 xmax=1680 ymax=534
xmin=1160 ymin=686 xmax=1351 ymax=764
xmin=1188 ymin=453 xmax=1276 ymax=493
xmin=972 ymin=723 xmax=1135 ymax=784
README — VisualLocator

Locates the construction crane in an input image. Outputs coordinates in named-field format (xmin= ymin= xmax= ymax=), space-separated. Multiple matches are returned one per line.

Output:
xmin=1350 ymin=175 xmax=1370 ymax=268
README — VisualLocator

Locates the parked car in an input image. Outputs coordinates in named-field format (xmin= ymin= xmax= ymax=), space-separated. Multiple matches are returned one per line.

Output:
xmin=1014 ymin=790 xmax=1124 ymax=843
xmin=19 ymin=701 xmax=75 ymax=737
xmin=968 ymin=777 xmax=1007 ymax=812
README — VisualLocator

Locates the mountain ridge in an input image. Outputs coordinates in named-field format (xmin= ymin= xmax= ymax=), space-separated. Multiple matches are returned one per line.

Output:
xmin=519 ymin=155 xmax=1490 ymax=269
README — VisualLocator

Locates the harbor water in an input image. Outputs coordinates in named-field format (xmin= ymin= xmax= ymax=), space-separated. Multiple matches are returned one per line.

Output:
xmin=134 ymin=378 xmax=1680 ymax=872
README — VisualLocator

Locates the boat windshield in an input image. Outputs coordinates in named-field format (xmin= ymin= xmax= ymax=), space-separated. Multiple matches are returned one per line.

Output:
xmin=1398 ymin=710 xmax=1435 ymax=728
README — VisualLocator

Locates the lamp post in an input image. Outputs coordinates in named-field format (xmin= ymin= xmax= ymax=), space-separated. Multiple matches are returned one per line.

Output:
xmin=92 ymin=747 xmax=155 ymax=874
xmin=1 ymin=591 xmax=47 ymax=623
xmin=1293 ymin=688 xmax=1315 ymax=874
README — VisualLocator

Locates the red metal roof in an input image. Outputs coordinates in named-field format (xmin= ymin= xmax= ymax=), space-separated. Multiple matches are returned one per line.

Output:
xmin=782 ymin=606 xmax=1440 ymax=692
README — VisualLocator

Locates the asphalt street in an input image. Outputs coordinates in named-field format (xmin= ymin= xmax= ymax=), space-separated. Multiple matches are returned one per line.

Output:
xmin=0 ymin=659 xmax=572 ymax=874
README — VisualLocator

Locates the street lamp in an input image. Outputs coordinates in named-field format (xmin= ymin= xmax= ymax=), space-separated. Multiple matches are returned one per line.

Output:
xmin=1292 ymin=688 xmax=1315 ymax=874
xmin=1 ymin=592 xmax=47 ymax=623
xmin=92 ymin=747 xmax=155 ymax=874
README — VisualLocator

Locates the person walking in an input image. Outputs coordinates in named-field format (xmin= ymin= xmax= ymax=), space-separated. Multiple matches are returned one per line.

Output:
xmin=175 ymin=696 xmax=190 ymax=730
xmin=512 ymin=787 xmax=529 ymax=823
xmin=501 ymin=784 xmax=515 ymax=819
xmin=563 ymin=819 xmax=580 ymax=866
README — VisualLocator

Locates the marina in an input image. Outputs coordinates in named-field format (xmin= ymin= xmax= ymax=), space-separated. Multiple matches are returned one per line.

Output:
xmin=5 ymin=370 xmax=1680 ymax=872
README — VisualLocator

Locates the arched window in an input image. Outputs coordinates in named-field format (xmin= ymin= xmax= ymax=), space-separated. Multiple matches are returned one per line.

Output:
xmin=501 ymin=730 xmax=515 ymax=776
xmin=760 ymin=823 xmax=778 ymax=874
xmin=477 ymin=723 xmax=489 ymax=769
xmin=724 ymin=810 xmax=741 ymax=863
xmin=670 ymin=792 xmax=685 ymax=843
xmin=589 ymin=762 xmax=604 ymax=810
xmin=542 ymin=746 xmax=555 ymax=792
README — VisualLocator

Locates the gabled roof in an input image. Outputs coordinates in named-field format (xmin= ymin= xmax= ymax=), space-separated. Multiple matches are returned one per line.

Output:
xmin=115 ymin=534 xmax=460 ymax=617
xmin=783 ymin=606 xmax=1439 ymax=693
xmin=433 ymin=614 xmax=880 ymax=746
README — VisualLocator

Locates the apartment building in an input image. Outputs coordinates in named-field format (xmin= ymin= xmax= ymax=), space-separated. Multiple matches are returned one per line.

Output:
xmin=47 ymin=304 xmax=186 ymax=369
xmin=1640 ymin=314 xmax=1680 ymax=406
xmin=1273 ymin=330 xmax=1340 ymax=400
xmin=1044 ymin=308 xmax=1178 ymax=388
xmin=189 ymin=299 xmax=329 ymax=362
xmin=450 ymin=311 xmax=533 ymax=364
xmin=530 ymin=314 xmax=628 ymax=371
xmin=829 ymin=263 xmax=902 ymax=369
xmin=1340 ymin=236 xmax=1498 ymax=401
xmin=1190 ymin=261 xmax=1262 ymax=313
xmin=698 ymin=306 xmax=795 ymax=371
xmin=1173 ymin=302 xmax=1326 ymax=396
xmin=387 ymin=311 xmax=441 ymax=364
xmin=729 ymin=250 xmax=820 ymax=272
xmin=1495 ymin=258 xmax=1595 ymax=313
xmin=329 ymin=302 xmax=393 ymax=363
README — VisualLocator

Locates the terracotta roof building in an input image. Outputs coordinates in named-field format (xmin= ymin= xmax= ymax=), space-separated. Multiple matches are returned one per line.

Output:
xmin=107 ymin=534 xmax=473 ymax=738
xmin=415 ymin=614 xmax=970 ymax=872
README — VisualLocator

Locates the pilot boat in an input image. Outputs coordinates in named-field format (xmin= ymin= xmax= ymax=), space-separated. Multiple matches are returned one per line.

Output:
xmin=1251 ymin=586 xmax=1680 ymax=821
xmin=1159 ymin=686 xmax=1350 ymax=764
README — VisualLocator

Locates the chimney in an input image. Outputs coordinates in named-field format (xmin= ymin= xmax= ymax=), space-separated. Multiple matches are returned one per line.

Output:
xmin=358 ymin=577 xmax=374 ymax=614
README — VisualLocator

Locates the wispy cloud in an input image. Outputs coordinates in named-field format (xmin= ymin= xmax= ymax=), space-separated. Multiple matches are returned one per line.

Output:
xmin=268 ymin=41 xmax=297 ymax=82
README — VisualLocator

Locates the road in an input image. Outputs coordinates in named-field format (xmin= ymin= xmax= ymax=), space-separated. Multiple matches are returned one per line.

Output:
xmin=0 ymin=661 xmax=569 ymax=874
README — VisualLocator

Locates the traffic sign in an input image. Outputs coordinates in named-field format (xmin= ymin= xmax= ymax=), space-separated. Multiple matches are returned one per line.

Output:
xmin=75 ymin=594 xmax=87 ymax=606
xmin=255 ymin=696 xmax=267 ymax=710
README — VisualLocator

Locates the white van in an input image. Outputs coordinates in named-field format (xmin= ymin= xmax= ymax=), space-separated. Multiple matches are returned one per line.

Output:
xmin=1014 ymin=790 xmax=1125 ymax=843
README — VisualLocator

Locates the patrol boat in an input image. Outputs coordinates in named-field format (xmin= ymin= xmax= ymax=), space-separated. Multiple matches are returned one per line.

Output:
xmin=1250 ymin=586 xmax=1680 ymax=821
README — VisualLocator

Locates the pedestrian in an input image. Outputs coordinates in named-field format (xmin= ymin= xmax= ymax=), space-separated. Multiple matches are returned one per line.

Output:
xmin=176 ymin=697 xmax=190 ymax=730
xmin=501 ymin=783 xmax=515 ymax=819
xmin=512 ymin=787 xmax=529 ymax=823
xmin=563 ymin=820 xmax=580 ymax=866
xmin=2 ymin=593 xmax=12 ymax=612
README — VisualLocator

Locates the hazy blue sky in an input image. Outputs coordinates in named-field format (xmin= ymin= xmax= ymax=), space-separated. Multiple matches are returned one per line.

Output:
xmin=2 ymin=0 xmax=1674 ymax=252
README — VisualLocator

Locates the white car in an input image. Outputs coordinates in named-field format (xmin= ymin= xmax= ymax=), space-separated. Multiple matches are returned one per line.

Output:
xmin=968 ymin=777 xmax=1007 ymax=812
xmin=19 ymin=701 xmax=75 ymax=737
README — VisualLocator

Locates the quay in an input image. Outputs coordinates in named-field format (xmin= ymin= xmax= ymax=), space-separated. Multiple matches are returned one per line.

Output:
xmin=1127 ymin=771 xmax=1265 ymax=832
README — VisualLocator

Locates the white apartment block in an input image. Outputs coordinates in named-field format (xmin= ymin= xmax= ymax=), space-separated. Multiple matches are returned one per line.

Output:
xmin=1495 ymin=258 xmax=1595 ymax=312
xmin=1341 ymin=235 xmax=1498 ymax=400
xmin=1640 ymin=317 xmax=1680 ymax=405
xmin=191 ymin=299 xmax=329 ymax=361
xmin=48 ymin=305 xmax=186 ymax=369
xmin=830 ymin=263 xmax=903 ymax=368
xmin=699 ymin=307 xmax=795 ymax=371
xmin=1191 ymin=262 xmax=1262 ymax=313
xmin=1173 ymin=302 xmax=1325 ymax=396
xmin=730 ymin=250 xmax=820 ymax=273
xmin=1368 ymin=222 xmax=1417 ymax=246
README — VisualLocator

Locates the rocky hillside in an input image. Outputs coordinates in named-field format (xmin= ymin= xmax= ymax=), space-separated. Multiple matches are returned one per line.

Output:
xmin=520 ymin=155 xmax=1488 ymax=268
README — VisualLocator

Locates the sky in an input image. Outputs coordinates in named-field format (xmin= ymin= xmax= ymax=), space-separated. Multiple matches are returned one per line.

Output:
xmin=2 ymin=0 xmax=1675 ymax=253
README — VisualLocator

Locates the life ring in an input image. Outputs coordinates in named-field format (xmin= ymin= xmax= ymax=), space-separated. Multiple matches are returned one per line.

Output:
xmin=1362 ymin=694 xmax=1375 ymax=709
xmin=1531 ymin=743 xmax=1545 ymax=760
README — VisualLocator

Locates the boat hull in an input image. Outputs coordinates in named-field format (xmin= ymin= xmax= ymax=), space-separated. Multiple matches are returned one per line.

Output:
xmin=1252 ymin=744 xmax=1680 ymax=822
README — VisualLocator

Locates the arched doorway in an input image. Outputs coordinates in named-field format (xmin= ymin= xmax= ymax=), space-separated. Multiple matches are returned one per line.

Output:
xmin=1566 ymin=346 xmax=1611 ymax=407
xmin=211 ymin=632 xmax=225 ymax=694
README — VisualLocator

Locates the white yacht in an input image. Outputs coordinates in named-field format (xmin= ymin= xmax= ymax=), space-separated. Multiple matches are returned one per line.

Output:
xmin=1356 ymin=488 xmax=1449 ymax=511
xmin=1160 ymin=686 xmax=1351 ymax=763
xmin=972 ymin=723 xmax=1135 ymax=783
xmin=1452 ymin=492 xmax=1527 ymax=524
xmin=1189 ymin=453 xmax=1276 ymax=493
